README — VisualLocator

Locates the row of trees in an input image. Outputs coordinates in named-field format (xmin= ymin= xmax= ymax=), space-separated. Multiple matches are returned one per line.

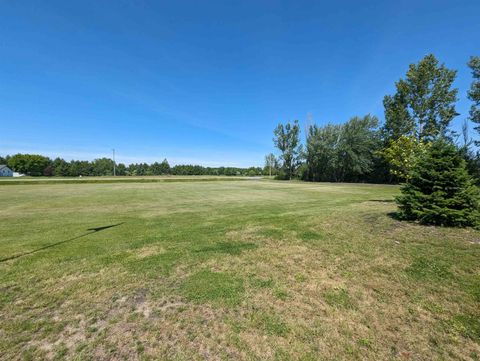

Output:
xmin=269 ymin=54 xmax=480 ymax=185
xmin=269 ymin=54 xmax=480 ymax=227
xmin=0 ymin=154 xmax=265 ymax=177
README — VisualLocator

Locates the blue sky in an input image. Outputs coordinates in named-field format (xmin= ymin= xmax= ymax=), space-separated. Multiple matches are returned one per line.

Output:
xmin=1 ymin=0 xmax=479 ymax=166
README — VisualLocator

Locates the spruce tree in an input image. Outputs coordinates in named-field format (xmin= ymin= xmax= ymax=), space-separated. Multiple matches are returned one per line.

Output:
xmin=396 ymin=139 xmax=480 ymax=227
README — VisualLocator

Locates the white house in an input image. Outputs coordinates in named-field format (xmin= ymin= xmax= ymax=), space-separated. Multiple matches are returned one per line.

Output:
xmin=0 ymin=165 xmax=13 ymax=177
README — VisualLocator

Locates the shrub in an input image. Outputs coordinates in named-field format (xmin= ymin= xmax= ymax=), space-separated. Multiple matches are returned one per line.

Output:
xmin=274 ymin=169 xmax=289 ymax=180
xmin=396 ymin=139 xmax=480 ymax=227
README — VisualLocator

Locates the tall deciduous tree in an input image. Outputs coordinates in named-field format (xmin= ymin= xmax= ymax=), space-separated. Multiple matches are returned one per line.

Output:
xmin=382 ymin=92 xmax=414 ymax=143
xmin=383 ymin=54 xmax=458 ymax=142
xmin=304 ymin=115 xmax=379 ymax=182
xmin=337 ymin=114 xmax=380 ymax=182
xmin=273 ymin=120 xmax=301 ymax=180
xmin=264 ymin=153 xmax=277 ymax=176
xmin=305 ymin=123 xmax=341 ymax=182
xmin=468 ymin=56 xmax=480 ymax=145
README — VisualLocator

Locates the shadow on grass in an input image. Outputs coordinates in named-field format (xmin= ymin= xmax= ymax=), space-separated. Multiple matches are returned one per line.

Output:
xmin=387 ymin=211 xmax=402 ymax=220
xmin=0 ymin=222 xmax=124 ymax=263
xmin=368 ymin=199 xmax=395 ymax=203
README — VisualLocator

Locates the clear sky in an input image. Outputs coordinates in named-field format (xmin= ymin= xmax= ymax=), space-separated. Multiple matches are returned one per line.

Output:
xmin=1 ymin=0 xmax=479 ymax=166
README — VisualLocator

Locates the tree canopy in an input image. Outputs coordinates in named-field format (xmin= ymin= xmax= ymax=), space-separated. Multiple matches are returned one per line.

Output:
xmin=468 ymin=56 xmax=480 ymax=145
xmin=273 ymin=120 xmax=301 ymax=180
xmin=383 ymin=54 xmax=458 ymax=142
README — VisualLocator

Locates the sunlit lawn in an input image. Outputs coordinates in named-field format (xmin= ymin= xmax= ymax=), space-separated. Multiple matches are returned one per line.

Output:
xmin=1 ymin=179 xmax=479 ymax=360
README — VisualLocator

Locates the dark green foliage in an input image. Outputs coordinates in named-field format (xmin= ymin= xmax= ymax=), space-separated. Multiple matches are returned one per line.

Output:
xmin=273 ymin=120 xmax=301 ymax=180
xmin=468 ymin=56 xmax=480 ymax=145
xmin=382 ymin=92 xmax=414 ymax=142
xmin=150 ymin=159 xmax=170 ymax=175
xmin=7 ymin=154 xmax=51 ymax=176
xmin=91 ymin=158 xmax=115 ymax=176
xmin=0 ymin=153 xmax=260 ymax=177
xmin=304 ymin=115 xmax=381 ymax=182
xmin=382 ymin=54 xmax=458 ymax=142
xmin=396 ymin=139 xmax=480 ymax=227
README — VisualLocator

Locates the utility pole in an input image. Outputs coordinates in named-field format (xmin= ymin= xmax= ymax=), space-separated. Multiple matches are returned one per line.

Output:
xmin=112 ymin=149 xmax=116 ymax=176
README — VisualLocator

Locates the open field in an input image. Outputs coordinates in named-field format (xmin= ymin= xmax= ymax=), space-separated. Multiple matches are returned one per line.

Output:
xmin=1 ymin=179 xmax=479 ymax=360
xmin=0 ymin=176 xmax=251 ymax=185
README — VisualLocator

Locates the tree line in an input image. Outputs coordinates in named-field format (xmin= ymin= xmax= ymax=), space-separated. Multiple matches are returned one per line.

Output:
xmin=270 ymin=54 xmax=480 ymax=227
xmin=0 ymin=154 xmax=266 ymax=177
xmin=269 ymin=54 xmax=480 ymax=184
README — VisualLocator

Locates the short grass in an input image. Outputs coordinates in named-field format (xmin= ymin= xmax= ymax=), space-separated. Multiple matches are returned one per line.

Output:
xmin=1 ymin=179 xmax=479 ymax=360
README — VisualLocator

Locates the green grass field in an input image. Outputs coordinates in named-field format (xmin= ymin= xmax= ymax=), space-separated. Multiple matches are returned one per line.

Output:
xmin=1 ymin=179 xmax=479 ymax=360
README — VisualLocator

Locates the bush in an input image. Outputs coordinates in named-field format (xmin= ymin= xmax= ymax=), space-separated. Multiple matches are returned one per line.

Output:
xmin=396 ymin=139 xmax=480 ymax=227
xmin=274 ymin=169 xmax=289 ymax=180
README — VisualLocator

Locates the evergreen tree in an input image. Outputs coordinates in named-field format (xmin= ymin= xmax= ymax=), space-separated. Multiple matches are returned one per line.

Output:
xmin=396 ymin=139 xmax=480 ymax=227
xmin=159 ymin=159 xmax=170 ymax=174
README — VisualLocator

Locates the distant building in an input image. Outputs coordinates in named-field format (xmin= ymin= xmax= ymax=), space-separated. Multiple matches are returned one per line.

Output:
xmin=0 ymin=165 xmax=13 ymax=177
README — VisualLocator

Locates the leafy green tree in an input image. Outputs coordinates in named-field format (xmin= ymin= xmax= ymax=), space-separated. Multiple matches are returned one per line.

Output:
xmin=396 ymin=139 xmax=480 ymax=227
xmin=305 ymin=123 xmax=341 ymax=181
xmin=304 ymin=115 xmax=379 ymax=182
xmin=52 ymin=157 xmax=70 ymax=176
xmin=379 ymin=135 xmax=429 ymax=181
xmin=264 ymin=153 xmax=277 ymax=176
xmin=7 ymin=154 xmax=51 ymax=176
xmin=383 ymin=54 xmax=458 ymax=142
xmin=92 ymin=158 xmax=114 ymax=176
xmin=273 ymin=120 xmax=301 ymax=180
xmin=468 ymin=56 xmax=480 ymax=145
xmin=337 ymin=115 xmax=380 ymax=182
xmin=247 ymin=167 xmax=262 ymax=176
xmin=150 ymin=162 xmax=163 ymax=175
xmin=69 ymin=160 xmax=92 ymax=176
xmin=116 ymin=163 xmax=127 ymax=176
xmin=382 ymin=92 xmax=414 ymax=143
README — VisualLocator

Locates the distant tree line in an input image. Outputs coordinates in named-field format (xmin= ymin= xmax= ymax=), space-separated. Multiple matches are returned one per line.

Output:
xmin=0 ymin=155 xmax=266 ymax=177
xmin=269 ymin=54 xmax=480 ymax=185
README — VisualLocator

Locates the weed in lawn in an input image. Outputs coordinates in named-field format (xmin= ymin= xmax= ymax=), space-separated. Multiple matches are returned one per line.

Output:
xmin=273 ymin=288 xmax=289 ymax=301
xmin=249 ymin=311 xmax=290 ymax=337
xmin=406 ymin=256 xmax=452 ymax=281
xmin=180 ymin=269 xmax=244 ymax=306
xmin=250 ymin=277 xmax=274 ymax=289
xmin=324 ymin=288 xmax=355 ymax=309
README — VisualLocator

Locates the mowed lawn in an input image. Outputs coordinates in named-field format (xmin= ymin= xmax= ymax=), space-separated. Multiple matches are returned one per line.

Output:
xmin=1 ymin=180 xmax=479 ymax=360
